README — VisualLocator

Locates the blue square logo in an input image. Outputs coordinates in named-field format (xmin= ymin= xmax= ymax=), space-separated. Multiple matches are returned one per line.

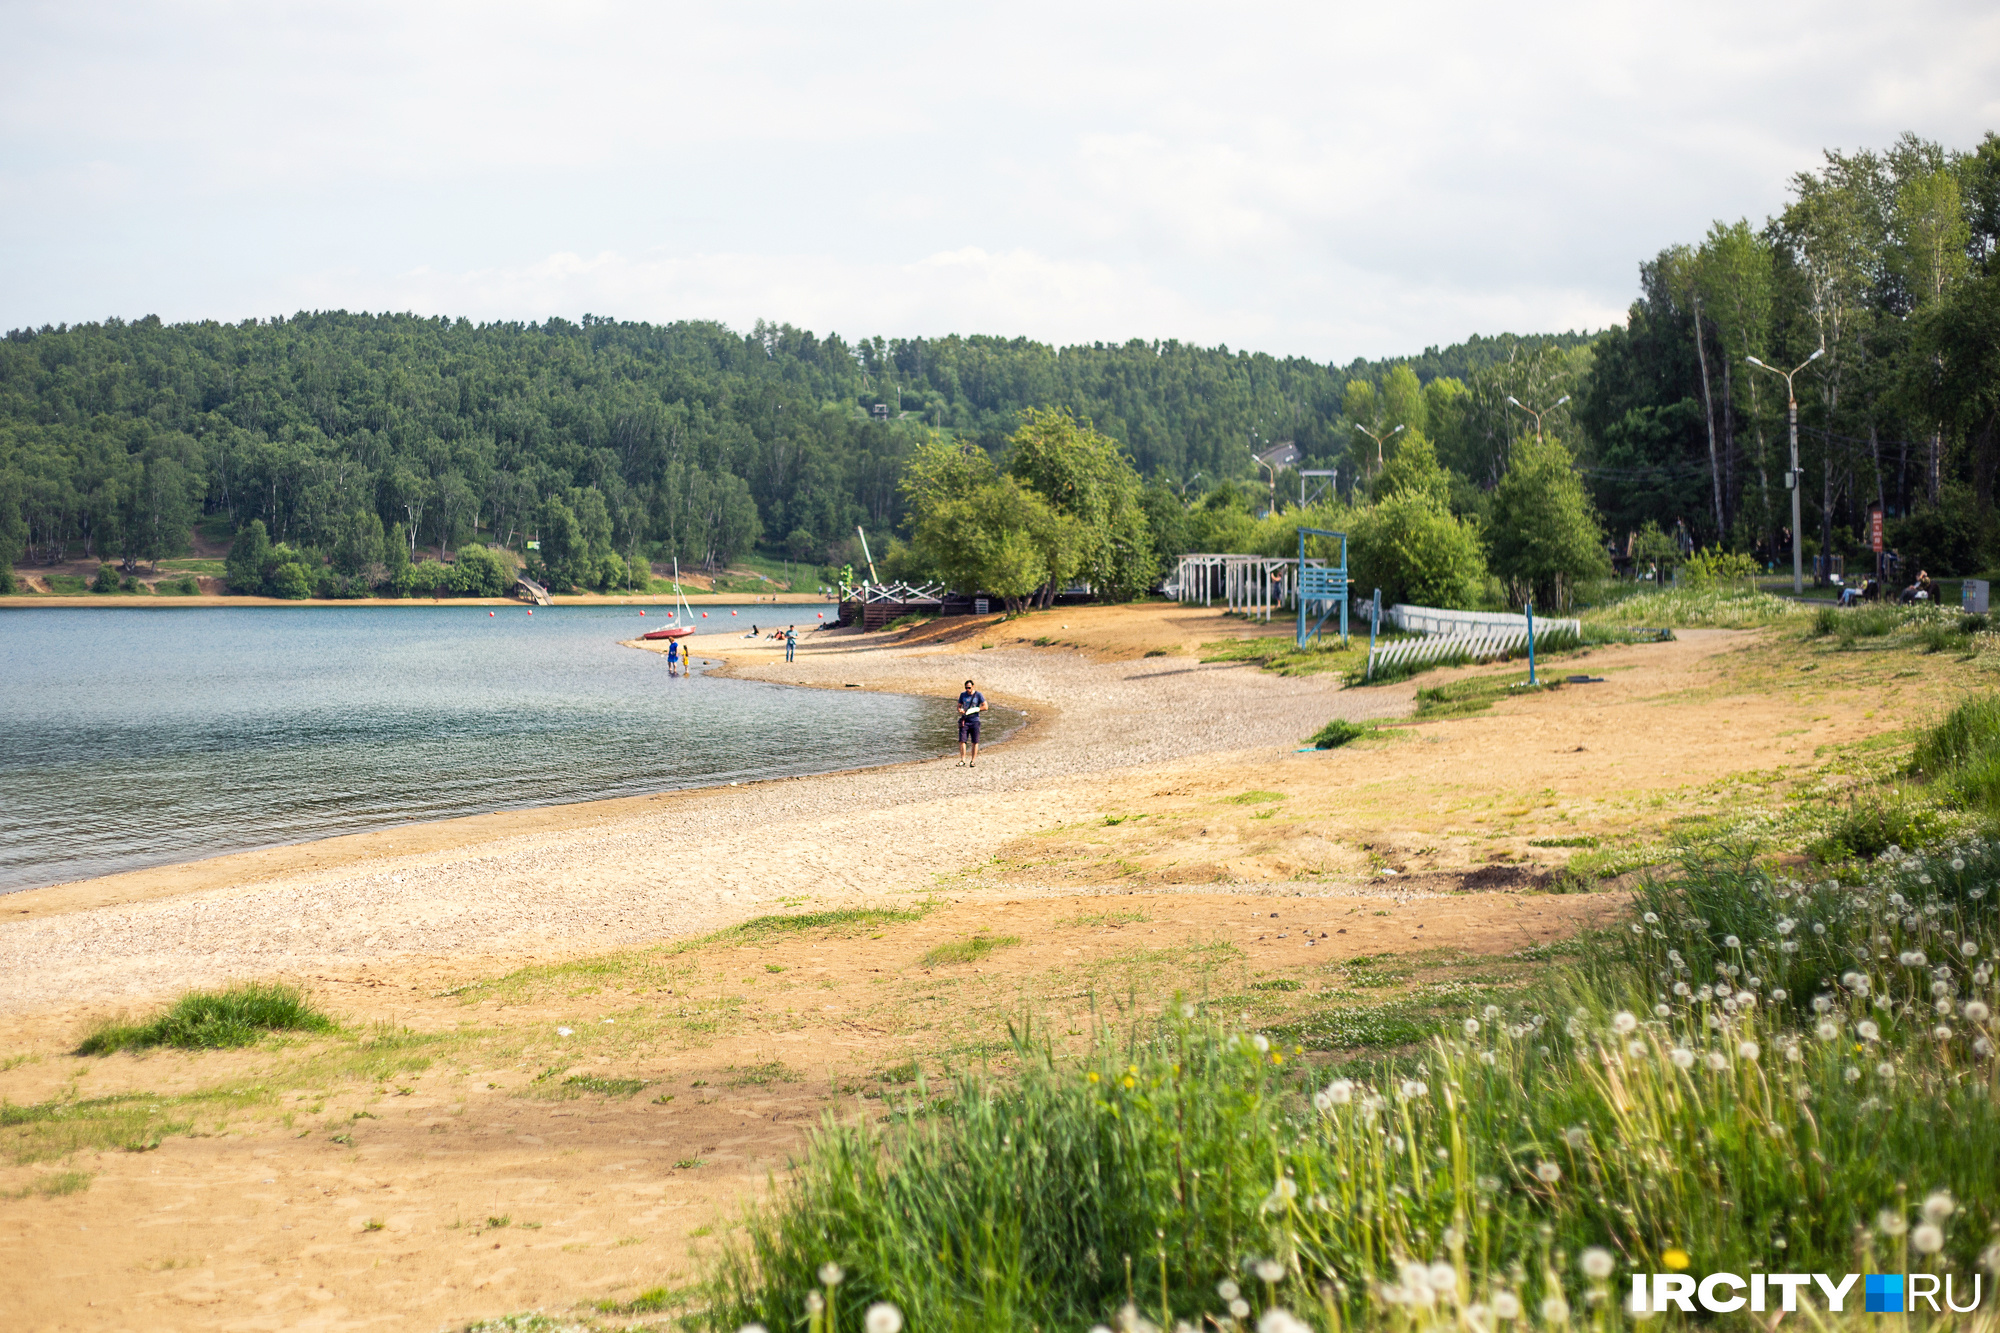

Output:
xmin=1865 ymin=1275 xmax=1903 ymax=1313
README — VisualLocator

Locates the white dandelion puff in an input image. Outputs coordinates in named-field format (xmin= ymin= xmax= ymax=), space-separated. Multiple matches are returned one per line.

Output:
xmin=1612 ymin=1011 xmax=1638 ymax=1035
xmin=1580 ymin=1248 xmax=1615 ymax=1280
xmin=1858 ymin=1020 xmax=1881 ymax=1041
xmin=1491 ymin=1291 xmax=1522 ymax=1320
xmin=1913 ymin=1225 xmax=1945 ymax=1254
xmin=1706 ymin=1052 xmax=1730 ymax=1071
xmin=1671 ymin=1047 xmax=1696 ymax=1069
xmin=1254 ymin=1259 xmax=1286 ymax=1284
xmin=1738 ymin=1041 xmax=1760 ymax=1061
xmin=1536 ymin=1160 xmax=1562 ymax=1183
xmin=865 ymin=1304 xmax=903 ymax=1333
xmin=819 ymin=1263 xmax=845 ymax=1286
xmin=1923 ymin=1192 xmax=1956 ymax=1222
xmin=1542 ymin=1295 xmax=1572 ymax=1322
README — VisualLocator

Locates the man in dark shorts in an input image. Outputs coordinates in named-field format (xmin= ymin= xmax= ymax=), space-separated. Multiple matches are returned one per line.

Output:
xmin=957 ymin=678 xmax=985 ymax=766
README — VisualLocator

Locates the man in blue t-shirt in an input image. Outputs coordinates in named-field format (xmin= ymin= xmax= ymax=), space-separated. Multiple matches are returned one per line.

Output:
xmin=957 ymin=679 xmax=985 ymax=766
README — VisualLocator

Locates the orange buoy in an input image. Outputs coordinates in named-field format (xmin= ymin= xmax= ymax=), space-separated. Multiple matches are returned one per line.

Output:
xmin=489 ymin=611 xmax=495 ymax=616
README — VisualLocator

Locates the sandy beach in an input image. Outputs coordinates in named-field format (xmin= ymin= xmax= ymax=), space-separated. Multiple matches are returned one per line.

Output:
xmin=3 ymin=602 xmax=1974 ymax=1332
xmin=0 ymin=607 xmax=1409 ymax=1011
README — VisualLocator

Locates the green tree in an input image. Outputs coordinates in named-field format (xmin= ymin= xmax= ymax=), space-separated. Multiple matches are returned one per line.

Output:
xmin=331 ymin=510 xmax=385 ymax=576
xmin=1486 ymin=437 xmax=1610 ymax=610
xmin=224 ymin=519 xmax=272 ymax=595
xmin=1003 ymin=407 xmax=1152 ymax=602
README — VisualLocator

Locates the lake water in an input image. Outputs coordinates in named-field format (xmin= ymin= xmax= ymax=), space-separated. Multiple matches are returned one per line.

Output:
xmin=0 ymin=605 xmax=970 ymax=893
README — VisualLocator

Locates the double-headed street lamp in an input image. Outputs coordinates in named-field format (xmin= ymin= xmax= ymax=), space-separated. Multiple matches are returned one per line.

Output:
xmin=1353 ymin=422 xmax=1403 ymax=473
xmin=1744 ymin=348 xmax=1825 ymax=595
xmin=1506 ymin=394 xmax=1569 ymax=441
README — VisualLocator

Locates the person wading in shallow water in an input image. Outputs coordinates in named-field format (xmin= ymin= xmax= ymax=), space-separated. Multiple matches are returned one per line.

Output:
xmin=957 ymin=678 xmax=985 ymax=766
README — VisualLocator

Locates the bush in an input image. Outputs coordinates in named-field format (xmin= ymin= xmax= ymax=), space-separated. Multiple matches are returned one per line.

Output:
xmin=1350 ymin=493 xmax=1486 ymax=609
xmin=0 ymin=567 xmax=14 ymax=594
xmin=1809 ymin=792 xmax=1947 ymax=863
xmin=268 ymin=561 xmax=312 ymax=599
xmin=451 ymin=543 xmax=512 ymax=597
xmin=91 ymin=563 xmax=120 ymax=592
xmin=1307 ymin=718 xmax=1374 ymax=748
xmin=77 ymin=983 xmax=334 ymax=1054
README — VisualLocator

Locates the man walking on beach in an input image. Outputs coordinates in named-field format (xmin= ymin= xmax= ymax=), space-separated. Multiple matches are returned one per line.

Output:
xmin=957 ymin=678 xmax=984 ymax=766
xmin=785 ymin=625 xmax=796 ymax=662
xmin=666 ymin=638 xmax=680 ymax=676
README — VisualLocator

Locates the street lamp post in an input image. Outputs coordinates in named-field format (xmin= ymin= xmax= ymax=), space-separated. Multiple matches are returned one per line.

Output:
xmin=1505 ymin=394 xmax=1569 ymax=442
xmin=1745 ymin=348 xmax=1825 ymax=595
xmin=1352 ymin=422 xmax=1404 ymax=475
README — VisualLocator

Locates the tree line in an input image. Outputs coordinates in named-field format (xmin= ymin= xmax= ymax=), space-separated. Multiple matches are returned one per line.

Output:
xmin=0 ymin=129 xmax=1991 ymax=598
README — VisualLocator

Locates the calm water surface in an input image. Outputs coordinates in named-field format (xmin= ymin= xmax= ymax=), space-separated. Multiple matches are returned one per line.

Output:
xmin=0 ymin=605 xmax=969 ymax=892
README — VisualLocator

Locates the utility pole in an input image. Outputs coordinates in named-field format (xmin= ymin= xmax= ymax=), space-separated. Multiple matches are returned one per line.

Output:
xmin=1745 ymin=349 xmax=1825 ymax=595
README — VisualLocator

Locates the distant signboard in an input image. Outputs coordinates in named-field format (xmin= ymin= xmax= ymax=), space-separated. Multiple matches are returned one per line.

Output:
xmin=527 ymin=540 xmax=540 ymax=550
xmin=1870 ymin=505 xmax=1883 ymax=553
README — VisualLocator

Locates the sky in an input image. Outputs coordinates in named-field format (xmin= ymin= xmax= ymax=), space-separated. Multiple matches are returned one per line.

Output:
xmin=3 ymin=1 xmax=1996 ymax=364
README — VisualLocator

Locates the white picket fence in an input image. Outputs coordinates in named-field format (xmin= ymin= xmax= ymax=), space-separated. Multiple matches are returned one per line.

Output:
xmin=1366 ymin=604 xmax=1579 ymax=678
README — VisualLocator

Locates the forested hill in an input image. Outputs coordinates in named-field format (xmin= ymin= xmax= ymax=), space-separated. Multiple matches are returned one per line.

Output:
xmin=0 ymin=311 xmax=1562 ymax=573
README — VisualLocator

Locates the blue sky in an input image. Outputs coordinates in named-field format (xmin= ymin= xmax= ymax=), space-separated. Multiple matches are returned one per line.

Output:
xmin=3 ymin=0 xmax=1995 ymax=361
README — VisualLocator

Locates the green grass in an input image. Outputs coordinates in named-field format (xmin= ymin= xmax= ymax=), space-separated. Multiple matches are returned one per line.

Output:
xmin=920 ymin=934 xmax=1021 ymax=967
xmin=44 ymin=574 xmax=89 ymax=593
xmin=1305 ymin=718 xmax=1374 ymax=749
xmin=1223 ymin=790 xmax=1285 ymax=805
xmin=1582 ymin=583 xmax=1807 ymax=628
xmin=2 ymin=1170 xmax=92 ymax=1199
xmin=77 ymin=983 xmax=335 ymax=1054
xmin=0 ymin=1088 xmax=256 ymax=1163
xmin=560 ymin=1075 xmax=650 ymax=1098
xmin=696 ymin=835 xmax=2000 ymax=1331
xmin=1196 ymin=634 xmax=1368 ymax=678
xmin=1410 ymin=672 xmax=1561 ymax=720
xmin=715 ymin=906 xmax=933 ymax=941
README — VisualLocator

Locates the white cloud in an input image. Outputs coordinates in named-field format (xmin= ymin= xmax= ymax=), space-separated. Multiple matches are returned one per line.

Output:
xmin=2 ymin=0 xmax=1995 ymax=359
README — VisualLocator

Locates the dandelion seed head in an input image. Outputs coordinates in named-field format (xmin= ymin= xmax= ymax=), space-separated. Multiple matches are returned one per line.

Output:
xmin=865 ymin=1303 xmax=903 ymax=1333
xmin=1923 ymin=1191 xmax=1955 ymax=1222
xmin=1706 ymin=1052 xmax=1729 ymax=1071
xmin=1966 ymin=1001 xmax=1991 ymax=1024
xmin=1464 ymin=1018 xmax=1481 ymax=1037
xmin=1724 ymin=935 xmax=1741 ymax=949
xmin=1217 ymin=1280 xmax=1240 ymax=1302
xmin=1670 ymin=1047 xmax=1696 ymax=1069
xmin=1673 ymin=982 xmax=1691 ymax=997
xmin=1877 ymin=1211 xmax=1909 ymax=1238
xmin=1536 ymin=1160 xmax=1562 ymax=1183
xmin=1858 ymin=1020 xmax=1881 ymax=1041
xmin=1255 ymin=1259 xmax=1286 ymax=1284
xmin=1491 ymin=1291 xmax=1522 ymax=1319
xmin=819 ymin=1263 xmax=845 ymax=1287
xmin=1738 ymin=1041 xmax=1760 ymax=1061
xmin=1612 ymin=1011 xmax=1638 ymax=1035
xmin=1257 ymin=1309 xmax=1310 ymax=1333
xmin=1935 ymin=1025 xmax=1954 ymax=1040
xmin=1770 ymin=989 xmax=1788 ymax=1002
xmin=806 ymin=1292 xmax=825 ymax=1316
xmin=1541 ymin=1295 xmax=1571 ymax=1323
xmin=1845 ymin=1065 xmax=1862 ymax=1082
xmin=1227 ymin=1300 xmax=1250 ymax=1320
xmin=1580 ymin=1248 xmax=1615 ymax=1280
xmin=740 ymin=1325 xmax=769 ymax=1333
xmin=1399 ymin=1079 xmax=1428 ymax=1100
xmin=1628 ymin=1040 xmax=1647 ymax=1058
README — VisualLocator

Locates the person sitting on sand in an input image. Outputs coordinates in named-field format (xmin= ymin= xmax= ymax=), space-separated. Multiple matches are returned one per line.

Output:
xmin=957 ymin=678 xmax=985 ymax=767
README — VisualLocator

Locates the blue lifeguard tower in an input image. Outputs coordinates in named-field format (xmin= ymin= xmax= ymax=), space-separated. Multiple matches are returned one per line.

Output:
xmin=1295 ymin=527 xmax=1349 ymax=649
